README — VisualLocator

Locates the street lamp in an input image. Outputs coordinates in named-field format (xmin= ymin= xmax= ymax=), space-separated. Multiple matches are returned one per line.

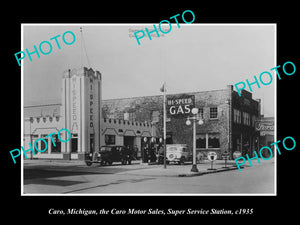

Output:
xmin=186 ymin=108 xmax=204 ymax=172
xmin=29 ymin=117 xmax=33 ymax=160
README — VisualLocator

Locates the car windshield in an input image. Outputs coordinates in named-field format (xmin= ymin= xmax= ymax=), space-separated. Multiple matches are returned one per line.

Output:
xmin=167 ymin=147 xmax=178 ymax=151
xmin=100 ymin=147 xmax=112 ymax=152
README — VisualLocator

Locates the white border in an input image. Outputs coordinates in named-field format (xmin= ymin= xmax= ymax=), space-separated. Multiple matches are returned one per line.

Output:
xmin=274 ymin=24 xmax=277 ymax=196
xmin=21 ymin=23 xmax=277 ymax=196
xmin=21 ymin=24 xmax=24 ymax=195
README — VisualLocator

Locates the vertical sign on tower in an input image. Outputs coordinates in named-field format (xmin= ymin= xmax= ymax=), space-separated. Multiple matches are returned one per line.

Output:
xmin=89 ymin=75 xmax=95 ymax=154
xmin=89 ymin=77 xmax=94 ymax=128
xmin=71 ymin=76 xmax=79 ymax=133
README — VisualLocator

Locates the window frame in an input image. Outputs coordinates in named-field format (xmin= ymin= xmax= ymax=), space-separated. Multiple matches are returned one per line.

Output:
xmin=242 ymin=112 xmax=251 ymax=126
xmin=105 ymin=134 xmax=116 ymax=145
xmin=196 ymin=133 xmax=220 ymax=149
xmin=234 ymin=109 xmax=242 ymax=124
xmin=209 ymin=107 xmax=218 ymax=119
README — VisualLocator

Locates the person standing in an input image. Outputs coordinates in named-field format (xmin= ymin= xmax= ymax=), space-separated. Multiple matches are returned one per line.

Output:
xmin=133 ymin=145 xmax=138 ymax=160
xmin=158 ymin=145 xmax=164 ymax=164
xmin=150 ymin=144 xmax=157 ymax=162
xmin=143 ymin=144 xmax=148 ymax=163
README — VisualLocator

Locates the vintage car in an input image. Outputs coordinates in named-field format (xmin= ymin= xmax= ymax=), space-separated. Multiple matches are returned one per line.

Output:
xmin=165 ymin=144 xmax=192 ymax=165
xmin=85 ymin=145 xmax=133 ymax=166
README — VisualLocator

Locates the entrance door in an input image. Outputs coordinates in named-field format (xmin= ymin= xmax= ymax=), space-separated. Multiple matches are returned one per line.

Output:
xmin=124 ymin=136 xmax=134 ymax=149
xmin=166 ymin=132 xmax=173 ymax=144
xmin=90 ymin=134 xmax=95 ymax=153
xmin=71 ymin=138 xmax=78 ymax=153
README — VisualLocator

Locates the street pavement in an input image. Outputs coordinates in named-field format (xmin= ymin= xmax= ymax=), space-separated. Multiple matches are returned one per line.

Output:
xmin=23 ymin=158 xmax=275 ymax=195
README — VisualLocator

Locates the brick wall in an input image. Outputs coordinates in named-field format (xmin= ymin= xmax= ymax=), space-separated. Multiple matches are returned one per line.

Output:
xmin=102 ymin=87 xmax=232 ymax=158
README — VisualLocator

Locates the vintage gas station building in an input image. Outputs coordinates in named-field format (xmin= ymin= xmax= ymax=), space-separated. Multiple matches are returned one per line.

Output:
xmin=23 ymin=67 xmax=158 ymax=160
xmin=24 ymin=67 xmax=271 ymax=160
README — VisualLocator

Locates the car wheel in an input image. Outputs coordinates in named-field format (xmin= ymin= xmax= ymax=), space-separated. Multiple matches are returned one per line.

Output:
xmin=100 ymin=161 xmax=105 ymax=166
xmin=85 ymin=161 xmax=92 ymax=166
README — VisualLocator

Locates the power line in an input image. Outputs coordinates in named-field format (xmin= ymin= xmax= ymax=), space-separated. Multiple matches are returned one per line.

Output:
xmin=80 ymin=26 xmax=91 ymax=68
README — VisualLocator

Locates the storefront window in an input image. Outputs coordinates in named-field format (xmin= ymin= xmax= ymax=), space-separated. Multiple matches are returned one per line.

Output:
xmin=196 ymin=134 xmax=206 ymax=148
xmin=105 ymin=134 xmax=115 ymax=145
xmin=51 ymin=134 xmax=61 ymax=153
xmin=208 ymin=134 xmax=220 ymax=148
xmin=40 ymin=134 xmax=48 ymax=153
xmin=196 ymin=133 xmax=220 ymax=149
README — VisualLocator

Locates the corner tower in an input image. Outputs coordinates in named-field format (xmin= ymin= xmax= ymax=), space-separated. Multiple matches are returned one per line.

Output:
xmin=61 ymin=67 xmax=102 ymax=160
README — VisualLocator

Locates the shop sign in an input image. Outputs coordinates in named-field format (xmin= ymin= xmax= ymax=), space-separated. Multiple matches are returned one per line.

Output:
xmin=260 ymin=131 xmax=274 ymax=136
xmin=255 ymin=121 xmax=274 ymax=131
xmin=167 ymin=94 xmax=195 ymax=118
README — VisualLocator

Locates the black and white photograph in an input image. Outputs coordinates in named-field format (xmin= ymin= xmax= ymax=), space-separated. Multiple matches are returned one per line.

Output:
xmin=22 ymin=24 xmax=276 ymax=195
xmin=3 ymin=4 xmax=298 ymax=221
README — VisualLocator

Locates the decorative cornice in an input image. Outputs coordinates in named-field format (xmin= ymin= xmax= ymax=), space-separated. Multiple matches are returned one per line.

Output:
xmin=63 ymin=67 xmax=101 ymax=80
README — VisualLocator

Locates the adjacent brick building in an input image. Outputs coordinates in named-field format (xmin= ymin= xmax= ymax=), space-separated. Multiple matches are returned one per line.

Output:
xmin=102 ymin=85 xmax=261 ymax=159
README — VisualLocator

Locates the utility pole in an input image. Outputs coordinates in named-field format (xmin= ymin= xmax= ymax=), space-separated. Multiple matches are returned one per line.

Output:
xmin=163 ymin=82 xmax=167 ymax=169
xmin=160 ymin=82 xmax=167 ymax=169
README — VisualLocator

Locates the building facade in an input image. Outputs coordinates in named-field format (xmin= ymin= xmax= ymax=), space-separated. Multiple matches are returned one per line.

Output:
xmin=23 ymin=67 xmax=157 ymax=160
xmin=255 ymin=116 xmax=275 ymax=157
xmin=23 ymin=67 xmax=262 ymax=160
xmin=101 ymin=85 xmax=261 ymax=159
xmin=231 ymin=88 xmax=261 ymax=157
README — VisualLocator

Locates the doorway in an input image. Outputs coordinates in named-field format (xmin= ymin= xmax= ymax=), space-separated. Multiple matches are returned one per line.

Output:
xmin=124 ymin=136 xmax=135 ymax=149
xmin=71 ymin=137 xmax=78 ymax=153
xmin=166 ymin=132 xmax=173 ymax=144
xmin=90 ymin=134 xmax=95 ymax=153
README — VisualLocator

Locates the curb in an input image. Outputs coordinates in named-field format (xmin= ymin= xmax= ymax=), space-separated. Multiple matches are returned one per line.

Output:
xmin=178 ymin=166 xmax=243 ymax=177
xmin=116 ymin=166 xmax=245 ymax=178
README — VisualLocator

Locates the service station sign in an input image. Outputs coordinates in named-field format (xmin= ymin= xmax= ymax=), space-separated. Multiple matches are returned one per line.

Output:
xmin=255 ymin=120 xmax=274 ymax=136
xmin=167 ymin=94 xmax=195 ymax=118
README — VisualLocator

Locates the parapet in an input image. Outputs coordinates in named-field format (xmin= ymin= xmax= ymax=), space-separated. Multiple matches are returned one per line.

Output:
xmin=29 ymin=116 xmax=61 ymax=124
xmin=63 ymin=67 xmax=101 ymax=80
xmin=103 ymin=118 xmax=152 ymax=127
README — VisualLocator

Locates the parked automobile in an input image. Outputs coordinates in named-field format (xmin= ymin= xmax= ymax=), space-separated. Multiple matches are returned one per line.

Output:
xmin=165 ymin=144 xmax=191 ymax=165
xmin=85 ymin=145 xmax=133 ymax=166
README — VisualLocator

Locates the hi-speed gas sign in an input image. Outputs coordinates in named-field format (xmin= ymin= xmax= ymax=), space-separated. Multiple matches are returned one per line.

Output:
xmin=167 ymin=94 xmax=195 ymax=118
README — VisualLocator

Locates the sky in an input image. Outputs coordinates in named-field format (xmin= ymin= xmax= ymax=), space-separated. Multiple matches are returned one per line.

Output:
xmin=23 ymin=24 xmax=275 ymax=116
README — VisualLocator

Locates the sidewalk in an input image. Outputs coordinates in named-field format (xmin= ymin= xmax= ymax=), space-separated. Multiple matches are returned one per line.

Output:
xmin=24 ymin=158 xmax=243 ymax=177
xmin=117 ymin=160 xmax=242 ymax=177
xmin=23 ymin=159 xmax=84 ymax=166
